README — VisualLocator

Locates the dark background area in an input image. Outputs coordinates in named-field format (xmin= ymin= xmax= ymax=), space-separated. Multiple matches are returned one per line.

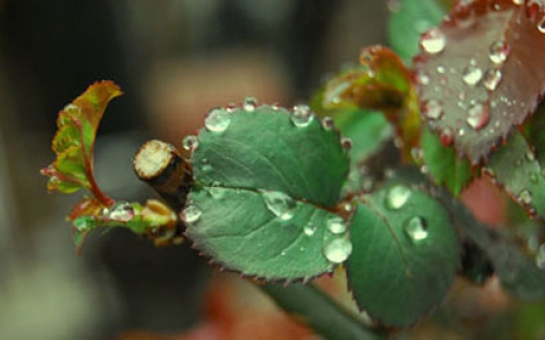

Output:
xmin=0 ymin=1 xmax=387 ymax=338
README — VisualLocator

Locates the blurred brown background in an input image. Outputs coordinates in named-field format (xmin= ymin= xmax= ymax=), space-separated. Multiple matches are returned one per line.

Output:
xmin=0 ymin=1 xmax=387 ymax=339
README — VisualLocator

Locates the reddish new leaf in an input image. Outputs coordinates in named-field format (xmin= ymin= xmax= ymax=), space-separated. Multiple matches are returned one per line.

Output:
xmin=415 ymin=0 xmax=545 ymax=164
xmin=41 ymin=81 xmax=122 ymax=206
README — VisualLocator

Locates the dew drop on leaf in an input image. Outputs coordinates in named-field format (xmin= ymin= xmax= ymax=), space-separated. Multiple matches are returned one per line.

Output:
xmin=182 ymin=205 xmax=202 ymax=224
xmin=260 ymin=190 xmax=296 ymax=221
xmin=109 ymin=202 xmax=135 ymax=222
xmin=512 ymin=0 xmax=523 ymax=5
xmin=304 ymin=223 xmax=317 ymax=236
xmin=341 ymin=137 xmax=353 ymax=151
xmin=323 ymin=237 xmax=353 ymax=263
xmin=422 ymin=99 xmax=444 ymax=120
xmin=242 ymin=96 xmax=258 ymax=112
xmin=182 ymin=135 xmax=199 ymax=151
xmin=530 ymin=173 xmax=539 ymax=183
xmin=526 ymin=149 xmax=536 ymax=161
xmin=483 ymin=68 xmax=503 ymax=91
xmin=538 ymin=17 xmax=545 ymax=34
xmin=462 ymin=65 xmax=483 ymax=86
xmin=440 ymin=128 xmax=454 ymax=146
xmin=327 ymin=216 xmax=347 ymax=234
xmin=205 ymin=108 xmax=231 ymax=132
xmin=420 ymin=28 xmax=446 ymax=54
xmin=415 ymin=70 xmax=431 ymax=85
xmin=403 ymin=216 xmax=429 ymax=242
xmin=466 ymin=102 xmax=490 ymax=130
xmin=385 ymin=185 xmax=412 ymax=210
xmin=488 ymin=40 xmax=510 ymax=64
xmin=290 ymin=104 xmax=314 ymax=127
xmin=321 ymin=117 xmax=335 ymax=131
xmin=208 ymin=181 xmax=224 ymax=199
xmin=518 ymin=189 xmax=533 ymax=205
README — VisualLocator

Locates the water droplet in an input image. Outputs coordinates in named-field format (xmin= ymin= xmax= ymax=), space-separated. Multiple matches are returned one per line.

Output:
xmin=182 ymin=205 xmax=202 ymax=224
xmin=205 ymin=108 xmax=231 ymax=132
xmin=109 ymin=203 xmax=135 ymax=222
xmin=322 ymin=117 xmax=335 ymax=130
xmin=462 ymin=65 xmax=483 ymax=86
xmin=440 ymin=128 xmax=454 ymax=146
xmin=422 ymin=99 xmax=443 ymax=120
xmin=530 ymin=173 xmax=539 ymax=183
xmin=386 ymin=185 xmax=412 ymax=210
xmin=327 ymin=216 xmax=347 ymax=234
xmin=201 ymin=158 xmax=213 ymax=172
xmin=404 ymin=216 xmax=429 ymax=242
xmin=304 ymin=223 xmax=317 ymax=236
xmin=208 ymin=182 xmax=225 ymax=199
xmin=182 ymin=135 xmax=199 ymax=151
xmin=242 ymin=97 xmax=258 ymax=112
xmin=420 ymin=28 xmax=446 ymax=54
xmin=291 ymin=104 xmax=314 ymax=127
xmin=489 ymin=40 xmax=510 ymax=64
xmin=411 ymin=147 xmax=423 ymax=162
xmin=538 ymin=17 xmax=545 ymax=34
xmin=483 ymin=68 xmax=502 ymax=91
xmin=261 ymin=190 xmax=296 ymax=220
xmin=341 ymin=137 xmax=353 ymax=151
xmin=518 ymin=189 xmax=533 ymax=205
xmin=536 ymin=244 xmax=545 ymax=269
xmin=512 ymin=0 xmax=523 ymax=5
xmin=323 ymin=237 xmax=352 ymax=263
xmin=415 ymin=70 xmax=430 ymax=85
xmin=466 ymin=102 xmax=490 ymax=130
xmin=436 ymin=65 xmax=446 ymax=74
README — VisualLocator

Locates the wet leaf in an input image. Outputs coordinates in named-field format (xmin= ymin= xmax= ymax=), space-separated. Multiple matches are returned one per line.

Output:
xmin=184 ymin=104 xmax=350 ymax=281
xmin=41 ymin=81 xmax=122 ymax=206
xmin=415 ymin=0 xmax=545 ymax=164
xmin=487 ymin=131 xmax=545 ymax=217
xmin=387 ymin=0 xmax=447 ymax=63
xmin=421 ymin=127 xmax=473 ymax=196
xmin=346 ymin=181 xmax=459 ymax=326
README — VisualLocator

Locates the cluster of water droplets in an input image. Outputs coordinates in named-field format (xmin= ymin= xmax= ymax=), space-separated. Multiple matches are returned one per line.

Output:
xmin=385 ymin=185 xmax=429 ymax=243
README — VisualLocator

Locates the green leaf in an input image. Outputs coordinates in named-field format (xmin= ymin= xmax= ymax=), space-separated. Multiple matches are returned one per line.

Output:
xmin=487 ymin=131 xmax=545 ymax=218
xmin=41 ymin=80 xmax=121 ymax=206
xmin=346 ymin=181 xmax=459 ymax=326
xmin=421 ymin=127 xmax=473 ymax=196
xmin=387 ymin=0 xmax=446 ymax=63
xmin=184 ymin=104 xmax=350 ymax=280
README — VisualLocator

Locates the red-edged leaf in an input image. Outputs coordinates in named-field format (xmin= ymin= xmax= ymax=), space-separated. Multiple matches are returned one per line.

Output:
xmin=415 ymin=0 xmax=545 ymax=164
xmin=41 ymin=81 xmax=122 ymax=205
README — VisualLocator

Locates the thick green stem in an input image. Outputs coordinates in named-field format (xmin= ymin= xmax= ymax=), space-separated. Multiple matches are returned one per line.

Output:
xmin=260 ymin=283 xmax=387 ymax=340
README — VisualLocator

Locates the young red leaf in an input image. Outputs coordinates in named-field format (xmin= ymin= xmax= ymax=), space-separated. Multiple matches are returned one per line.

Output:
xmin=41 ymin=81 xmax=122 ymax=206
xmin=415 ymin=0 xmax=545 ymax=164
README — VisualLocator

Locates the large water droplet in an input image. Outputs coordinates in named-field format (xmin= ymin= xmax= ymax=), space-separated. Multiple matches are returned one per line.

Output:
xmin=518 ymin=189 xmax=533 ymax=206
xmin=462 ymin=65 xmax=483 ymax=86
xmin=422 ymin=99 xmax=443 ymax=120
xmin=404 ymin=216 xmax=429 ymax=242
xmin=466 ymin=102 xmax=490 ymax=130
xmin=291 ymin=104 xmax=314 ymax=127
xmin=323 ymin=237 xmax=352 ymax=263
xmin=420 ymin=28 xmax=446 ymax=54
xmin=304 ymin=223 xmax=317 ymax=236
xmin=182 ymin=135 xmax=199 ymax=151
xmin=109 ymin=202 xmax=135 ymax=222
xmin=327 ymin=216 xmax=347 ymax=234
xmin=205 ymin=108 xmax=231 ymax=132
xmin=242 ymin=97 xmax=258 ymax=112
xmin=182 ymin=205 xmax=202 ymax=224
xmin=489 ymin=40 xmax=510 ymax=64
xmin=386 ymin=185 xmax=412 ymax=210
xmin=483 ymin=68 xmax=502 ymax=91
xmin=261 ymin=190 xmax=296 ymax=220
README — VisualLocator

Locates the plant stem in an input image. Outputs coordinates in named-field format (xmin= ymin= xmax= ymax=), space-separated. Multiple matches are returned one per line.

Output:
xmin=260 ymin=283 xmax=387 ymax=340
